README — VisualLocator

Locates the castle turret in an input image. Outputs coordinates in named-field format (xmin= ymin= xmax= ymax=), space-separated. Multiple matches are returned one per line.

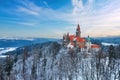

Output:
xmin=76 ymin=24 xmax=81 ymax=37
xmin=62 ymin=32 xmax=70 ymax=46
xmin=62 ymin=34 xmax=66 ymax=46
xmin=66 ymin=32 xmax=70 ymax=43
xmin=87 ymin=35 xmax=91 ymax=42
xmin=86 ymin=35 xmax=91 ymax=52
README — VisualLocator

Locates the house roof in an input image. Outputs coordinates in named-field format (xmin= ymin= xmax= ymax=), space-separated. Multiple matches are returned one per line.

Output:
xmin=69 ymin=35 xmax=75 ymax=41
xmin=69 ymin=35 xmax=85 ymax=42
xmin=91 ymin=44 xmax=100 ymax=48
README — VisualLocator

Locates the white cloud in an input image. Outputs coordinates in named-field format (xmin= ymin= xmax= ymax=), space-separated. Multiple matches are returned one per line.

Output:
xmin=72 ymin=0 xmax=84 ymax=15
xmin=68 ymin=0 xmax=120 ymax=37
xmin=16 ymin=0 xmax=41 ymax=16
xmin=0 ymin=19 xmax=36 ymax=26
xmin=10 ymin=0 xmax=120 ymax=37
xmin=17 ymin=6 xmax=39 ymax=16
xmin=18 ymin=22 xmax=37 ymax=26
xmin=85 ymin=26 xmax=120 ymax=37
xmin=49 ymin=0 xmax=120 ymax=37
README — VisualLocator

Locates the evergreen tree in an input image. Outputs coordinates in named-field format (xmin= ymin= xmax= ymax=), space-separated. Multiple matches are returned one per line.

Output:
xmin=5 ymin=55 xmax=13 ymax=76
xmin=0 ymin=64 xmax=4 ymax=80
xmin=14 ymin=54 xmax=18 ymax=63
xmin=109 ymin=45 xmax=116 ymax=59
xmin=116 ymin=44 xmax=120 ymax=58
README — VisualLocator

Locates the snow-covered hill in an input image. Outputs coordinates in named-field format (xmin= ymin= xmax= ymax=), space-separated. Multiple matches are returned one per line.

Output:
xmin=0 ymin=47 xmax=17 ymax=54
xmin=0 ymin=38 xmax=58 ymax=58
xmin=0 ymin=41 xmax=120 ymax=80
xmin=0 ymin=47 xmax=17 ymax=58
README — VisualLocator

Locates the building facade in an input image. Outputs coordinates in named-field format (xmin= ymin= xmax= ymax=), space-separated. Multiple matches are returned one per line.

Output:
xmin=63 ymin=24 xmax=100 ymax=52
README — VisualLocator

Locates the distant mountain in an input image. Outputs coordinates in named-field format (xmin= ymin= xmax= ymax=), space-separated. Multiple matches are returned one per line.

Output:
xmin=0 ymin=38 xmax=59 ymax=48
xmin=91 ymin=36 xmax=120 ymax=45
xmin=0 ymin=36 xmax=120 ymax=56
xmin=0 ymin=38 xmax=59 ymax=56
xmin=0 ymin=36 xmax=120 ymax=48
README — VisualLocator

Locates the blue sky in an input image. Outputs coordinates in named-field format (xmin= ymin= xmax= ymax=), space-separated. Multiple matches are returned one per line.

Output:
xmin=0 ymin=0 xmax=120 ymax=38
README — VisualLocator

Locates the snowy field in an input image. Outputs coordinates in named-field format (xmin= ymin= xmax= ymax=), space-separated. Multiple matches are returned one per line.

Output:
xmin=0 ymin=47 xmax=17 ymax=58
xmin=102 ymin=42 xmax=118 ymax=46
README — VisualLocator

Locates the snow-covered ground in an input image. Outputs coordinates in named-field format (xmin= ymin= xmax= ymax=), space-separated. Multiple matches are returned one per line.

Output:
xmin=0 ymin=47 xmax=17 ymax=54
xmin=0 ymin=47 xmax=17 ymax=58
xmin=9 ymin=42 xmax=120 ymax=80
xmin=0 ymin=42 xmax=119 ymax=80
xmin=102 ymin=42 xmax=118 ymax=46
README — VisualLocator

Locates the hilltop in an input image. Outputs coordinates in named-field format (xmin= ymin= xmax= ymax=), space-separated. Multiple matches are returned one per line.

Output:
xmin=0 ymin=41 xmax=120 ymax=80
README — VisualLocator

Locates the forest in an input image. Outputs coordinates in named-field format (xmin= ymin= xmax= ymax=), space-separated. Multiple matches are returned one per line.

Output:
xmin=0 ymin=42 xmax=120 ymax=80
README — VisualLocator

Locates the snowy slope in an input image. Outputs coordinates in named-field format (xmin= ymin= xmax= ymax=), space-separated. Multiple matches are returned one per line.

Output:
xmin=0 ymin=38 xmax=58 ymax=58
xmin=102 ymin=42 xmax=118 ymax=46
xmin=0 ymin=47 xmax=17 ymax=54
xmin=0 ymin=47 xmax=17 ymax=58
xmin=1 ymin=42 xmax=118 ymax=80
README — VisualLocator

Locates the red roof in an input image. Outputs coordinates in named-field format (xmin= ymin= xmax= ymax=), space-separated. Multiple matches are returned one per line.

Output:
xmin=69 ymin=35 xmax=75 ymax=41
xmin=70 ymin=40 xmax=85 ymax=48
xmin=91 ymin=44 xmax=100 ymax=48
xmin=69 ymin=35 xmax=85 ymax=42
xmin=76 ymin=37 xmax=85 ymax=42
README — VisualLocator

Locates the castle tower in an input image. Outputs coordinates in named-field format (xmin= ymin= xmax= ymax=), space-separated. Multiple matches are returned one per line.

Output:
xmin=62 ymin=34 xmax=67 ymax=46
xmin=66 ymin=32 xmax=70 ymax=43
xmin=86 ymin=35 xmax=91 ymax=52
xmin=76 ymin=24 xmax=81 ymax=37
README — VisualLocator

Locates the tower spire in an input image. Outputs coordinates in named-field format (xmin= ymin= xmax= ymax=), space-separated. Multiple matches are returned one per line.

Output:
xmin=76 ymin=24 xmax=81 ymax=37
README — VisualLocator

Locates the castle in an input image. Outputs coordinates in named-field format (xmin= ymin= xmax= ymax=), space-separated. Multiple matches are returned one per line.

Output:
xmin=63 ymin=24 xmax=100 ymax=52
